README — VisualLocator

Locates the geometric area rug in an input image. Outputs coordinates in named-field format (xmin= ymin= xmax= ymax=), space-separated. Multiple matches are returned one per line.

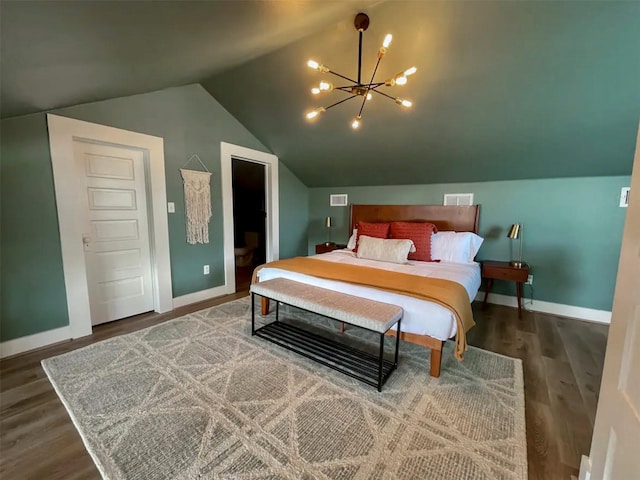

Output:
xmin=42 ymin=297 xmax=527 ymax=480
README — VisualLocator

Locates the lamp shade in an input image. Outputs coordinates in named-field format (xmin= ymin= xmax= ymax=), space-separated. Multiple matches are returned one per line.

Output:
xmin=507 ymin=224 xmax=521 ymax=239
xmin=325 ymin=216 xmax=332 ymax=228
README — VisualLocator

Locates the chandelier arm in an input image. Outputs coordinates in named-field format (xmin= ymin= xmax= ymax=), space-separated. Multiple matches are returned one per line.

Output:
xmin=357 ymin=56 xmax=384 ymax=117
xmin=357 ymin=96 xmax=368 ymax=118
xmin=370 ymin=89 xmax=397 ymax=101
xmin=323 ymin=95 xmax=359 ymax=111
xmin=366 ymin=57 xmax=383 ymax=89
xmin=327 ymin=70 xmax=358 ymax=84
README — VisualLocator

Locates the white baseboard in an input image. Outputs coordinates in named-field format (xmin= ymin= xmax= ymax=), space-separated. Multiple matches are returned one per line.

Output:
xmin=476 ymin=292 xmax=611 ymax=324
xmin=1 ymin=285 xmax=234 ymax=358
xmin=0 ymin=326 xmax=71 ymax=358
xmin=172 ymin=284 xmax=234 ymax=308
xmin=1 ymin=285 xmax=235 ymax=358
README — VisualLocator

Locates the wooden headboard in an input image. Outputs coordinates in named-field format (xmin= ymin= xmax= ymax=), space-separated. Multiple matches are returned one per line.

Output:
xmin=349 ymin=204 xmax=480 ymax=233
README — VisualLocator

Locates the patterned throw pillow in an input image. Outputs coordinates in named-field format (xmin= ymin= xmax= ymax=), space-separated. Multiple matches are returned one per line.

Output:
xmin=389 ymin=221 xmax=438 ymax=261
xmin=355 ymin=222 xmax=390 ymax=252
xmin=356 ymin=236 xmax=415 ymax=264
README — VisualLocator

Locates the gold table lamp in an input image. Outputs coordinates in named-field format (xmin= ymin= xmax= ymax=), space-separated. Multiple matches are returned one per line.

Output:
xmin=507 ymin=223 xmax=524 ymax=268
xmin=325 ymin=216 xmax=333 ymax=245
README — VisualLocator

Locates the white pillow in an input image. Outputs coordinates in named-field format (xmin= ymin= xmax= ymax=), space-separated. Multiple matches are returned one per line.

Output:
xmin=431 ymin=231 xmax=484 ymax=263
xmin=356 ymin=235 xmax=415 ymax=264
xmin=346 ymin=228 xmax=357 ymax=250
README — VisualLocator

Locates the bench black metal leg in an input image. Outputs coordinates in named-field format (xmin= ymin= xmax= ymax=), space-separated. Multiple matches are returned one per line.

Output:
xmin=394 ymin=319 xmax=401 ymax=366
xmin=251 ymin=293 xmax=255 ymax=335
xmin=378 ymin=333 xmax=385 ymax=392
xmin=275 ymin=300 xmax=279 ymax=322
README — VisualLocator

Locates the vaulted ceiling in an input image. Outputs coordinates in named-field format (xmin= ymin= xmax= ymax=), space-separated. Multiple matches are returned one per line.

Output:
xmin=2 ymin=1 xmax=639 ymax=187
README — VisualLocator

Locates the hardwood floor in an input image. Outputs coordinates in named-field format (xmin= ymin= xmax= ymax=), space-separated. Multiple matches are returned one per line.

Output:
xmin=466 ymin=303 xmax=608 ymax=479
xmin=1 ymin=295 xmax=608 ymax=479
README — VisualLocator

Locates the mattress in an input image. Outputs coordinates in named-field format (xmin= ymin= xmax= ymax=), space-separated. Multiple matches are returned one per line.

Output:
xmin=256 ymin=249 xmax=481 ymax=341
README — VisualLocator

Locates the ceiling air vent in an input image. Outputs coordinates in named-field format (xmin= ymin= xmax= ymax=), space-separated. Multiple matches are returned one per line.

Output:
xmin=443 ymin=193 xmax=474 ymax=206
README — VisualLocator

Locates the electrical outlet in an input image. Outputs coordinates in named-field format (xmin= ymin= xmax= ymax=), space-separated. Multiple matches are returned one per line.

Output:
xmin=526 ymin=274 xmax=533 ymax=285
xmin=167 ymin=202 xmax=175 ymax=213
xmin=203 ymin=265 xmax=210 ymax=275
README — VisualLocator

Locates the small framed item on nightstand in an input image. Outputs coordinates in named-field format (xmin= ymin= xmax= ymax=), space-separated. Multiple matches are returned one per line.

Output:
xmin=481 ymin=260 xmax=530 ymax=318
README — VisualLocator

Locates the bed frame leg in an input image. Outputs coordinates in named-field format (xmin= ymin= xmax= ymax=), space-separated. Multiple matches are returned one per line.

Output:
xmin=385 ymin=330 xmax=444 ymax=378
xmin=430 ymin=342 xmax=443 ymax=378
xmin=261 ymin=297 xmax=270 ymax=315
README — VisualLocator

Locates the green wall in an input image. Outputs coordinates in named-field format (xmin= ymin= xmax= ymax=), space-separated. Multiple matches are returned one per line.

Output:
xmin=0 ymin=84 xmax=309 ymax=342
xmin=1 ymin=114 xmax=70 ymax=339
xmin=279 ymin=165 xmax=309 ymax=258
xmin=309 ymin=177 xmax=629 ymax=311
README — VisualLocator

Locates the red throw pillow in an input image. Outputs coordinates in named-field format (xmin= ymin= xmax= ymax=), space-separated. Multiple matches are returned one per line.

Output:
xmin=355 ymin=222 xmax=390 ymax=252
xmin=390 ymin=222 xmax=438 ymax=261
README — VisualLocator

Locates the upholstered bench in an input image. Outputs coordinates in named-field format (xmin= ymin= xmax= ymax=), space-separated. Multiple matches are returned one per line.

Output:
xmin=250 ymin=277 xmax=403 ymax=391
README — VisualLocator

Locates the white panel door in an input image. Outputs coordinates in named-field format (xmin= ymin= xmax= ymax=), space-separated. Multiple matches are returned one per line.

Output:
xmin=586 ymin=124 xmax=640 ymax=479
xmin=74 ymin=141 xmax=154 ymax=325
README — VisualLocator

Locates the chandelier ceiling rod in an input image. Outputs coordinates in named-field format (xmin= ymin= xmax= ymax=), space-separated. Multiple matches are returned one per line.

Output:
xmin=305 ymin=12 xmax=416 ymax=129
xmin=356 ymin=13 xmax=367 ymax=84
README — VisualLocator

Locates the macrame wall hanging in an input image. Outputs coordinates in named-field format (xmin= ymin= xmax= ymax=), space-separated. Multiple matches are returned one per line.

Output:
xmin=180 ymin=154 xmax=212 ymax=245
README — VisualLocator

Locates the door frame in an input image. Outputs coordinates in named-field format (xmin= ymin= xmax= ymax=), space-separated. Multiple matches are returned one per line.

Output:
xmin=47 ymin=114 xmax=173 ymax=338
xmin=581 ymin=123 xmax=640 ymax=479
xmin=221 ymin=142 xmax=279 ymax=291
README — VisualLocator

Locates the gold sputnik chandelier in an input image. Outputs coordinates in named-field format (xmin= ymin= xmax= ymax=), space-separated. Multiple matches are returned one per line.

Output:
xmin=305 ymin=13 xmax=416 ymax=129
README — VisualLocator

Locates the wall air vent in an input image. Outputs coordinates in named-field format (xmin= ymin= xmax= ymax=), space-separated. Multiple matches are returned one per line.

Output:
xmin=330 ymin=194 xmax=348 ymax=207
xmin=443 ymin=193 xmax=474 ymax=206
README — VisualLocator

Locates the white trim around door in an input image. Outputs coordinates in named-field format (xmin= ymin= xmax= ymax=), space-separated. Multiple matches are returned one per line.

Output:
xmin=221 ymin=142 xmax=279 ymax=292
xmin=47 ymin=114 xmax=173 ymax=339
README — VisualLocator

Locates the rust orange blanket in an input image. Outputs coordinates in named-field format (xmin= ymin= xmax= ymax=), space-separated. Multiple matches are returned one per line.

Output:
xmin=252 ymin=257 xmax=475 ymax=360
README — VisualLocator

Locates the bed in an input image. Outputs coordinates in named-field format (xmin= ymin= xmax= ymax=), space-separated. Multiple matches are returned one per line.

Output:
xmin=255 ymin=204 xmax=481 ymax=377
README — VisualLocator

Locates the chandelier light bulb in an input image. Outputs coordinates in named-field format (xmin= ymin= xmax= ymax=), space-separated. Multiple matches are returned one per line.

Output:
xmin=307 ymin=60 xmax=320 ymax=70
xmin=382 ymin=34 xmax=393 ymax=48
xmin=306 ymin=107 xmax=325 ymax=120
xmin=319 ymin=81 xmax=332 ymax=91
xmin=352 ymin=116 xmax=361 ymax=129
xmin=404 ymin=66 xmax=417 ymax=76
xmin=366 ymin=92 xmax=372 ymax=100
xmin=395 ymin=75 xmax=408 ymax=86
xmin=311 ymin=87 xmax=321 ymax=95
xmin=395 ymin=98 xmax=412 ymax=108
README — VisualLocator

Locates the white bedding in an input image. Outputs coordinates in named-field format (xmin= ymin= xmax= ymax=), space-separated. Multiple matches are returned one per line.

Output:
xmin=257 ymin=250 xmax=481 ymax=341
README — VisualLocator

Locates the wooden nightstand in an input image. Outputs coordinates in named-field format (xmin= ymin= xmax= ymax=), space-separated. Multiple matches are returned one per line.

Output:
xmin=315 ymin=243 xmax=347 ymax=254
xmin=482 ymin=260 xmax=530 ymax=318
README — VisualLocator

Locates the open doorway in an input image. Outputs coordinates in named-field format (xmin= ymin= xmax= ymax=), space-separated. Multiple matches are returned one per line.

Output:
xmin=221 ymin=142 xmax=279 ymax=294
xmin=232 ymin=159 xmax=266 ymax=291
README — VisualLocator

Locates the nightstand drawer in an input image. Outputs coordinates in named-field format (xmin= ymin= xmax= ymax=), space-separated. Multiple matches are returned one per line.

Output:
xmin=482 ymin=263 xmax=529 ymax=282
xmin=315 ymin=243 xmax=347 ymax=254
